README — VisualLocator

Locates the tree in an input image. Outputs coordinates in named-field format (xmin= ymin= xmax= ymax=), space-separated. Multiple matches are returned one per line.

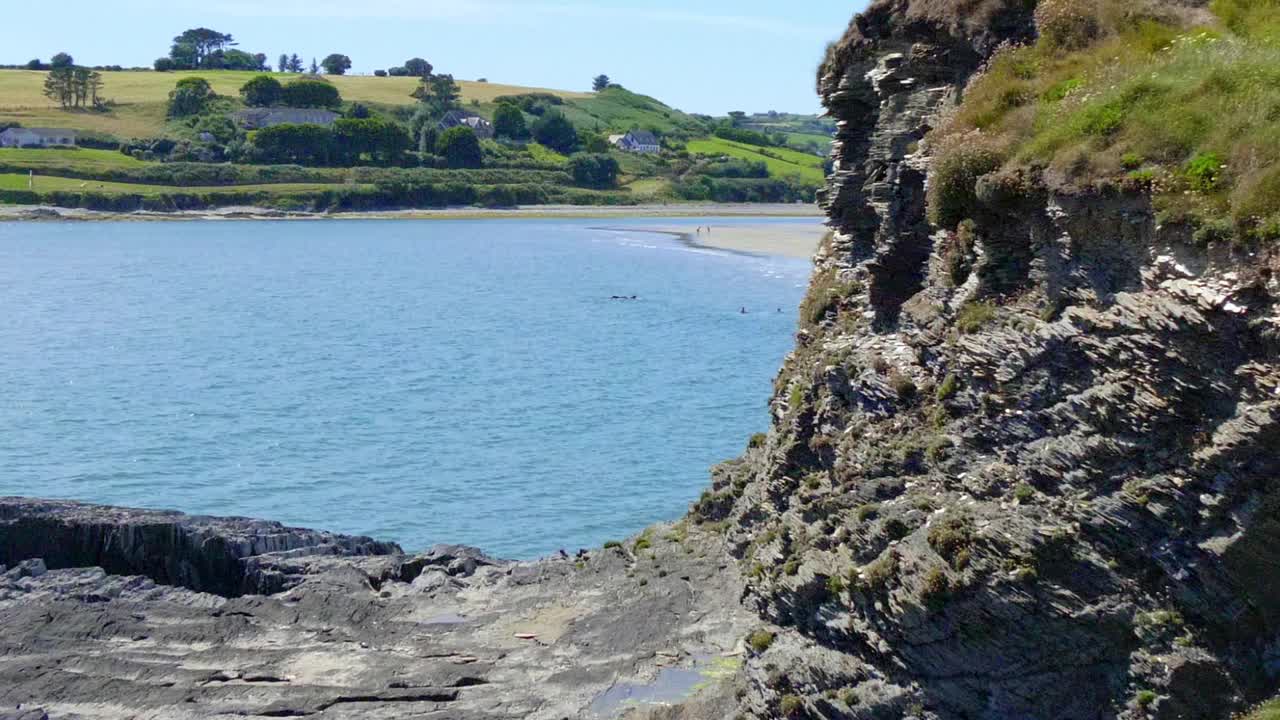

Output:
xmin=278 ymin=54 xmax=289 ymax=72
xmin=309 ymin=58 xmax=319 ymax=75
xmin=592 ymin=74 xmax=610 ymax=92
xmin=581 ymin=132 xmax=610 ymax=154
xmin=281 ymin=79 xmax=341 ymax=108
xmin=251 ymin=123 xmax=334 ymax=165
xmin=403 ymin=58 xmax=433 ymax=77
xmin=42 ymin=68 xmax=74 ymax=108
xmin=569 ymin=153 xmax=620 ymax=188
xmin=728 ymin=111 xmax=747 ymax=127
xmin=25 ymin=59 xmax=43 ymax=71
xmin=333 ymin=117 xmax=411 ymax=164
xmin=167 ymin=77 xmax=214 ymax=117
xmin=219 ymin=49 xmax=262 ymax=71
xmin=171 ymin=28 xmax=235 ymax=68
xmin=387 ymin=66 xmax=410 ymax=77
xmin=288 ymin=54 xmax=304 ymax=73
xmin=374 ymin=70 xmax=388 ymax=77
xmin=321 ymin=54 xmax=352 ymax=75
xmin=154 ymin=57 xmax=177 ymax=72
xmin=42 ymin=66 xmax=104 ymax=109
xmin=532 ymin=111 xmax=578 ymax=154
xmin=492 ymin=103 xmax=528 ymax=140
xmin=412 ymin=73 xmax=460 ymax=115
xmin=435 ymin=126 xmax=483 ymax=168
xmin=50 ymin=53 xmax=74 ymax=69
xmin=240 ymin=75 xmax=283 ymax=107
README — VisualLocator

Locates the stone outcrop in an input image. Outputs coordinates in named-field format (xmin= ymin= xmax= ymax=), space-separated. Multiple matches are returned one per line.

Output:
xmin=0 ymin=500 xmax=750 ymax=719
xmin=692 ymin=1 xmax=1280 ymax=718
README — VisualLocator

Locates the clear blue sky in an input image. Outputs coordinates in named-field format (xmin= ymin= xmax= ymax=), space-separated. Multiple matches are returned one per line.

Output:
xmin=3 ymin=0 xmax=861 ymax=115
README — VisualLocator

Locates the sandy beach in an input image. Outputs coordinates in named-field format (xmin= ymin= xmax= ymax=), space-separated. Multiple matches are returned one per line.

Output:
xmin=600 ymin=222 xmax=828 ymax=259
xmin=0 ymin=202 xmax=829 ymax=258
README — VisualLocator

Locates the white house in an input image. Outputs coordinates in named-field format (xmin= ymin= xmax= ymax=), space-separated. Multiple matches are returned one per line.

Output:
xmin=0 ymin=127 xmax=77 ymax=148
xmin=611 ymin=130 xmax=660 ymax=154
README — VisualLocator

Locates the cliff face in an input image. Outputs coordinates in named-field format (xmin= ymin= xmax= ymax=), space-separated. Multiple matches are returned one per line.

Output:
xmin=699 ymin=1 xmax=1280 ymax=718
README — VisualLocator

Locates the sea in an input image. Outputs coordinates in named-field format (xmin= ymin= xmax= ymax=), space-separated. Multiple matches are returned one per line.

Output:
xmin=0 ymin=217 xmax=811 ymax=558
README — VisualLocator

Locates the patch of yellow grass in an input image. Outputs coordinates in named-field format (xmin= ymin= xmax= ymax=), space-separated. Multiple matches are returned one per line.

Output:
xmin=0 ymin=69 xmax=589 ymax=139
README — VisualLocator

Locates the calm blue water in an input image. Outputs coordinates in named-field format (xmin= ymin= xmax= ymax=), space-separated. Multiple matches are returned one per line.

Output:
xmin=0 ymin=217 xmax=811 ymax=558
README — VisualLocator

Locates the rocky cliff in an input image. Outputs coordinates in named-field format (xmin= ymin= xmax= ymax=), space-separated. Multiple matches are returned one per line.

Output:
xmin=4 ymin=3 xmax=1280 ymax=720
xmin=694 ymin=1 xmax=1280 ymax=718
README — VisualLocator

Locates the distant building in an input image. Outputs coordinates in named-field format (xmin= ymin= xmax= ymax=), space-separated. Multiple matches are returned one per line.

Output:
xmin=611 ymin=130 xmax=660 ymax=154
xmin=438 ymin=110 xmax=494 ymax=139
xmin=231 ymin=108 xmax=340 ymax=130
xmin=0 ymin=127 xmax=77 ymax=148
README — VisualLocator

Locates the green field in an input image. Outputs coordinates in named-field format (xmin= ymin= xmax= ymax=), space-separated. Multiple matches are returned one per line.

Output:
xmin=0 ymin=147 xmax=146 ymax=169
xmin=0 ymin=173 xmax=356 ymax=196
xmin=0 ymin=69 xmax=590 ymax=139
xmin=685 ymin=137 xmax=826 ymax=183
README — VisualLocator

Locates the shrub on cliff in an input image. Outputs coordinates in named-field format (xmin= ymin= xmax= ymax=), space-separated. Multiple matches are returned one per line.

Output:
xmin=926 ymin=137 xmax=1004 ymax=229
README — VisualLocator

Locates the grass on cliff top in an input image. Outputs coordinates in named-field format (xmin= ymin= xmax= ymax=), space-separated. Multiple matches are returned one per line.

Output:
xmin=1244 ymin=700 xmax=1280 ymax=720
xmin=934 ymin=0 xmax=1280 ymax=240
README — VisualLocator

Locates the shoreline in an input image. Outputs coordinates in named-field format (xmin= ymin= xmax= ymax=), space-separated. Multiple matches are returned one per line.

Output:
xmin=594 ymin=222 xmax=827 ymax=259
xmin=0 ymin=201 xmax=823 ymax=223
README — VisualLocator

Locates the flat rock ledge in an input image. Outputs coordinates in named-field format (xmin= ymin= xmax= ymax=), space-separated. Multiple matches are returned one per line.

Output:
xmin=0 ymin=498 xmax=750 ymax=720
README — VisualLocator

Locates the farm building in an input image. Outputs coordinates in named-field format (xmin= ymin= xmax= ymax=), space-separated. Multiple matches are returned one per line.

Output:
xmin=231 ymin=108 xmax=341 ymax=130
xmin=0 ymin=127 xmax=77 ymax=148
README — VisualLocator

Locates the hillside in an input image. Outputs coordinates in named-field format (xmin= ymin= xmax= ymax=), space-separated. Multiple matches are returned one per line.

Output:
xmin=0 ymin=67 xmax=829 ymax=211
xmin=0 ymin=69 xmax=589 ymax=139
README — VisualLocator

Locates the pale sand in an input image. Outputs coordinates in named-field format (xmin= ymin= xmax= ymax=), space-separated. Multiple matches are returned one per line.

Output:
xmin=599 ymin=222 xmax=829 ymax=259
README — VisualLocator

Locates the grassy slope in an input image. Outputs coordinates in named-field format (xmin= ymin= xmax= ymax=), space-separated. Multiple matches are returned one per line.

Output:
xmin=933 ymin=0 xmax=1280 ymax=239
xmin=0 ymin=147 xmax=146 ymax=168
xmin=0 ymin=69 xmax=590 ymax=139
xmin=686 ymin=137 xmax=826 ymax=183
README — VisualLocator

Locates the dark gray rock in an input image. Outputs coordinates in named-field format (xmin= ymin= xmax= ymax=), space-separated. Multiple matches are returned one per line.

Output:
xmin=0 ymin=501 xmax=749 ymax=719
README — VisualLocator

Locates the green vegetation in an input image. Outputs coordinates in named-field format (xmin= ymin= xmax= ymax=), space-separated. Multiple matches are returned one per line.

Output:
xmin=800 ymin=266 xmax=861 ymax=327
xmin=780 ymin=695 xmax=804 ymax=717
xmin=928 ymin=515 xmax=975 ymax=562
xmin=686 ymin=137 xmax=826 ymax=184
xmin=937 ymin=374 xmax=960 ymax=401
xmin=956 ymin=301 xmax=998 ymax=334
xmin=1244 ymin=699 xmax=1280 ymax=720
xmin=1134 ymin=690 xmax=1158 ymax=708
xmin=1013 ymin=483 xmax=1036 ymax=503
xmin=748 ymin=630 xmax=776 ymax=653
xmin=920 ymin=566 xmax=952 ymax=608
xmin=931 ymin=0 xmax=1280 ymax=243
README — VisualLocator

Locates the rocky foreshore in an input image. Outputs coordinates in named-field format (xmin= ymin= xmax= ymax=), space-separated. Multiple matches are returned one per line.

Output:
xmin=0 ymin=498 xmax=752 ymax=720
